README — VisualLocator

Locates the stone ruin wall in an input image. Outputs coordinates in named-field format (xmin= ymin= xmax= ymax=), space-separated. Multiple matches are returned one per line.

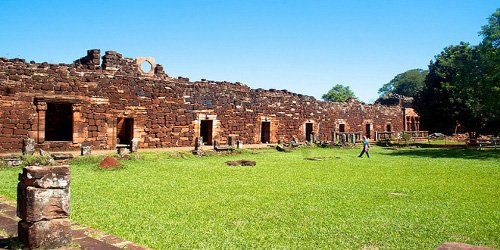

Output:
xmin=0 ymin=49 xmax=405 ymax=152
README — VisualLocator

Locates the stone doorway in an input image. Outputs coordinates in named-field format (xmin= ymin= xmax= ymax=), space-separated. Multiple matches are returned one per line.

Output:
xmin=45 ymin=103 xmax=73 ymax=141
xmin=200 ymin=120 xmax=213 ymax=145
xmin=339 ymin=124 xmax=346 ymax=133
xmin=261 ymin=121 xmax=271 ymax=143
xmin=386 ymin=124 xmax=392 ymax=132
xmin=305 ymin=122 xmax=313 ymax=142
xmin=117 ymin=118 xmax=134 ymax=145
xmin=365 ymin=123 xmax=371 ymax=139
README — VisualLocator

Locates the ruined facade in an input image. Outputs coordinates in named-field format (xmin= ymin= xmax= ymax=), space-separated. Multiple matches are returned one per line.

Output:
xmin=0 ymin=49 xmax=418 ymax=152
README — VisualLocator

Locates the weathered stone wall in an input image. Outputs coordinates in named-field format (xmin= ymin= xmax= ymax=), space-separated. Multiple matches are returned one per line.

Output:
xmin=0 ymin=50 xmax=405 ymax=152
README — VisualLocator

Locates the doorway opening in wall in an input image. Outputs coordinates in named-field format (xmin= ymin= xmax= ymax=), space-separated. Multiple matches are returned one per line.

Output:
xmin=386 ymin=124 xmax=392 ymax=132
xmin=200 ymin=120 xmax=213 ymax=145
xmin=45 ymin=102 xmax=73 ymax=141
xmin=117 ymin=118 xmax=134 ymax=145
xmin=305 ymin=123 xmax=313 ymax=142
xmin=261 ymin=121 xmax=271 ymax=143
xmin=339 ymin=124 xmax=346 ymax=133
xmin=365 ymin=124 xmax=371 ymax=139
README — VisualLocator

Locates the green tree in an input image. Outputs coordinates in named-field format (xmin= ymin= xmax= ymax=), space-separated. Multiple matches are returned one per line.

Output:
xmin=322 ymin=84 xmax=356 ymax=102
xmin=480 ymin=8 xmax=500 ymax=47
xmin=378 ymin=69 xmax=428 ymax=97
xmin=415 ymin=10 xmax=500 ymax=137
xmin=415 ymin=44 xmax=499 ymax=136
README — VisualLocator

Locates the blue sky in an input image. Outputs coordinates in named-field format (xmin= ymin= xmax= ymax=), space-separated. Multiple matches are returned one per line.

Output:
xmin=0 ymin=1 xmax=497 ymax=103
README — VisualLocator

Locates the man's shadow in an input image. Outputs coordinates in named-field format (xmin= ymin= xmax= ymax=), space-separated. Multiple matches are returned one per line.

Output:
xmin=0 ymin=237 xmax=20 ymax=249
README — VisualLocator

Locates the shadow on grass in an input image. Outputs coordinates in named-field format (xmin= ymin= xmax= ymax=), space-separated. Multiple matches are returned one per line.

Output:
xmin=0 ymin=237 xmax=20 ymax=249
xmin=382 ymin=147 xmax=499 ymax=160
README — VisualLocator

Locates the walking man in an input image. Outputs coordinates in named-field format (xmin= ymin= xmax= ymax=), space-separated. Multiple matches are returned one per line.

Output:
xmin=358 ymin=136 xmax=370 ymax=158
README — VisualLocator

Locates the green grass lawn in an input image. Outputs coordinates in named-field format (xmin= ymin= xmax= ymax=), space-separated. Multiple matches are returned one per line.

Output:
xmin=1 ymin=146 xmax=499 ymax=249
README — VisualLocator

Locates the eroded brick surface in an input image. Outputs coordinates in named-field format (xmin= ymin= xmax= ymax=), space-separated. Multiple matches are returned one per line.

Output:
xmin=0 ymin=50 xmax=416 ymax=152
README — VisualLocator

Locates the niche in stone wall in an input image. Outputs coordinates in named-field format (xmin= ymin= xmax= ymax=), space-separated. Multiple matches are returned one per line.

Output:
xmin=45 ymin=103 xmax=73 ymax=141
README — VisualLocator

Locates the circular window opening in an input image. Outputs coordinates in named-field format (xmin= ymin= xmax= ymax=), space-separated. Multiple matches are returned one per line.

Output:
xmin=140 ymin=61 xmax=153 ymax=74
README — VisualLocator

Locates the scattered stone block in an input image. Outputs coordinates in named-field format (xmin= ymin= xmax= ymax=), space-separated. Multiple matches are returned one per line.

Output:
xmin=276 ymin=145 xmax=288 ymax=152
xmin=131 ymin=138 xmax=140 ymax=152
xmin=1 ymin=155 xmax=22 ymax=167
xmin=81 ymin=146 xmax=92 ymax=156
xmin=116 ymin=145 xmax=130 ymax=156
xmin=22 ymin=138 xmax=35 ymax=156
xmin=50 ymin=153 xmax=74 ymax=161
xmin=225 ymin=160 xmax=256 ymax=166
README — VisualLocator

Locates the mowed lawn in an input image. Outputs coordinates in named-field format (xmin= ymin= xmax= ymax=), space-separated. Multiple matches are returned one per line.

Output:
xmin=0 ymin=146 xmax=499 ymax=249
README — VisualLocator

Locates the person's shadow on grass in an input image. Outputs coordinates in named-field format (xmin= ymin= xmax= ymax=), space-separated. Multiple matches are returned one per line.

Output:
xmin=381 ymin=148 xmax=499 ymax=160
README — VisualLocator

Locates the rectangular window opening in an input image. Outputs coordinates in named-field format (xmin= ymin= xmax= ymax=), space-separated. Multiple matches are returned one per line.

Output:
xmin=45 ymin=102 xmax=73 ymax=141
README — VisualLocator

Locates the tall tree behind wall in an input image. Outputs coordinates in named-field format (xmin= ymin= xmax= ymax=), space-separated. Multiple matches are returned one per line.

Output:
xmin=414 ymin=9 xmax=500 ymax=137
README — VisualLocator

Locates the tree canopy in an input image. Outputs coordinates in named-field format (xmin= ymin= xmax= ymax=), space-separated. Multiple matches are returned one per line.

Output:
xmin=322 ymin=84 xmax=356 ymax=102
xmin=480 ymin=8 xmax=500 ymax=47
xmin=414 ymin=9 xmax=500 ymax=136
xmin=378 ymin=69 xmax=428 ymax=98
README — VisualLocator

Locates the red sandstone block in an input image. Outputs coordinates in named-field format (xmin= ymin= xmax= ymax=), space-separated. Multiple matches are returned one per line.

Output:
xmin=14 ymin=129 xmax=28 ymax=135
xmin=2 ymin=128 xmax=14 ymax=135
xmin=18 ymin=219 xmax=71 ymax=249
xmin=20 ymin=165 xmax=70 ymax=188
xmin=17 ymin=184 xmax=70 ymax=221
